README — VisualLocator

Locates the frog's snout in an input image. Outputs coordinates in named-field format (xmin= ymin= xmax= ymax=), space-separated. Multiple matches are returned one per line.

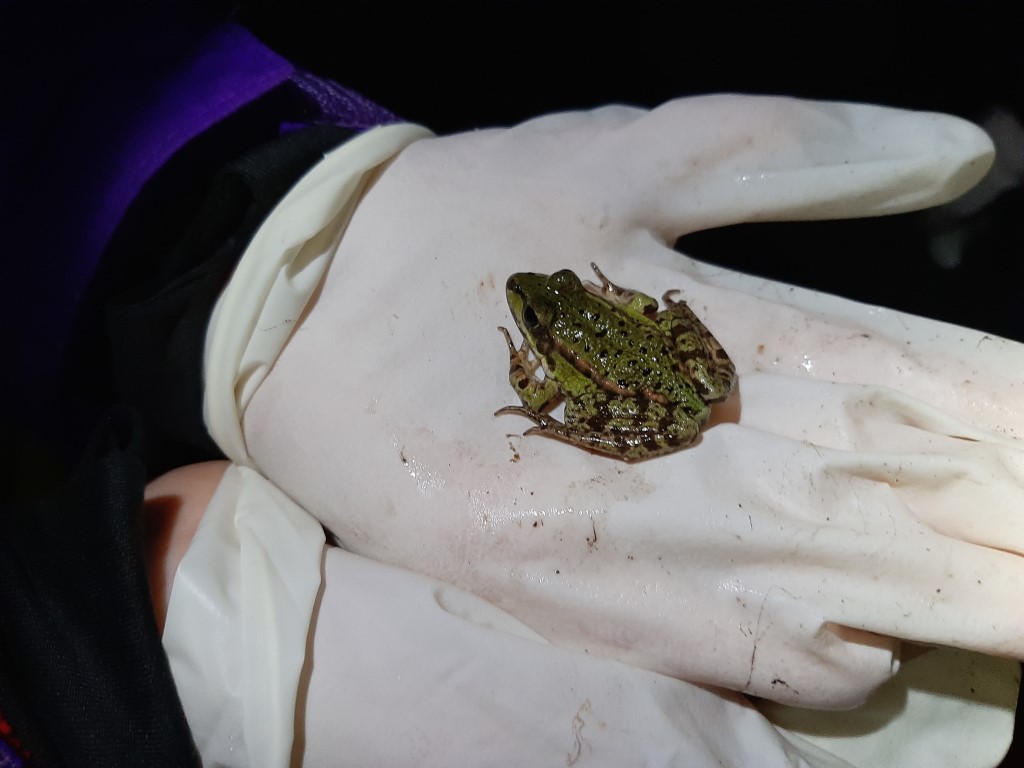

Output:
xmin=505 ymin=275 xmax=524 ymax=309
xmin=506 ymin=273 xmax=542 ymax=313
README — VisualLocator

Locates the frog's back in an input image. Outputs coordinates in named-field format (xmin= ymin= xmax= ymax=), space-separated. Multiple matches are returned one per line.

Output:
xmin=553 ymin=292 xmax=694 ymax=400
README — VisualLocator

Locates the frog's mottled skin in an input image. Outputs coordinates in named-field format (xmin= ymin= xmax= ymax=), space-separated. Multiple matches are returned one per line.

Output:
xmin=496 ymin=264 xmax=735 ymax=462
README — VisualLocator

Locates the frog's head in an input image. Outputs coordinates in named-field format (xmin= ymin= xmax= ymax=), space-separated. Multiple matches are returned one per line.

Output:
xmin=505 ymin=270 xmax=583 ymax=345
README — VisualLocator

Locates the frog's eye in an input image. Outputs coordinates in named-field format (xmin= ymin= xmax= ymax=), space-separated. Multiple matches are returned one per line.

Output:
xmin=522 ymin=304 xmax=540 ymax=329
xmin=549 ymin=270 xmax=581 ymax=292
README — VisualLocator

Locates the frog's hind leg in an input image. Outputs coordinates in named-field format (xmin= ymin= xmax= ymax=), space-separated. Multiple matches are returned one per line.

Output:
xmin=521 ymin=395 xmax=701 ymax=462
xmin=660 ymin=291 xmax=736 ymax=403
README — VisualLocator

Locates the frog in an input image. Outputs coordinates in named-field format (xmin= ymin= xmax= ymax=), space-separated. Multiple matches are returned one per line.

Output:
xmin=495 ymin=263 xmax=735 ymax=462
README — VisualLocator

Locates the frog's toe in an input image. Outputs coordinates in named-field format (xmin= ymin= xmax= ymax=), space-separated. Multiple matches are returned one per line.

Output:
xmin=498 ymin=326 xmax=516 ymax=349
xmin=495 ymin=405 xmax=544 ymax=423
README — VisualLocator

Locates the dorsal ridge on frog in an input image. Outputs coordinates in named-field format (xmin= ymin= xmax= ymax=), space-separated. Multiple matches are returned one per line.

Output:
xmin=496 ymin=263 xmax=735 ymax=462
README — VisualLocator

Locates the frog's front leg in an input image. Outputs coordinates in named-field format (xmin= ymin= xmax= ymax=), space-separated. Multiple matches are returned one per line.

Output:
xmin=495 ymin=326 xmax=563 ymax=415
xmin=660 ymin=292 xmax=736 ymax=403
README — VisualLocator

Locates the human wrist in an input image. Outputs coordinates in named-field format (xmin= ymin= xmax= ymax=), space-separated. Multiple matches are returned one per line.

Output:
xmin=142 ymin=460 xmax=230 ymax=632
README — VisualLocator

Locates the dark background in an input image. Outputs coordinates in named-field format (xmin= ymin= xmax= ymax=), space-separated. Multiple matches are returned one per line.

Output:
xmin=233 ymin=0 xmax=1024 ymax=342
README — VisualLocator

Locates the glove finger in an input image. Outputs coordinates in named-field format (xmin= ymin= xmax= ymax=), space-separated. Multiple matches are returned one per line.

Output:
xmin=596 ymin=94 xmax=993 ymax=239
xmin=735 ymin=373 xmax=1024 ymax=552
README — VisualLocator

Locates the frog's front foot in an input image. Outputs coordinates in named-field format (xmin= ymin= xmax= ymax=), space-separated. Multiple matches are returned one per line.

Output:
xmin=498 ymin=325 xmax=517 ymax=353
xmin=498 ymin=326 xmax=541 ymax=376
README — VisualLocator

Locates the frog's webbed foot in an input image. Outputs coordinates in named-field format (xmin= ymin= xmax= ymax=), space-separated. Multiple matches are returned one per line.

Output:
xmin=588 ymin=262 xmax=616 ymax=294
xmin=661 ymin=290 xmax=707 ymax=325
xmin=585 ymin=264 xmax=659 ymax=317
xmin=586 ymin=262 xmax=634 ymax=301
xmin=587 ymin=262 xmax=635 ymax=298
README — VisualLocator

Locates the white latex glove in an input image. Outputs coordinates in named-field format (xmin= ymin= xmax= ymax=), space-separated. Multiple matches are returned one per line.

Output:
xmin=169 ymin=463 xmax=804 ymax=768
xmin=304 ymin=540 xmax=817 ymax=768
xmin=212 ymin=95 xmax=1024 ymax=712
xmin=304 ymin=546 xmax=1015 ymax=768
xmin=160 ymin=464 xmax=1015 ymax=768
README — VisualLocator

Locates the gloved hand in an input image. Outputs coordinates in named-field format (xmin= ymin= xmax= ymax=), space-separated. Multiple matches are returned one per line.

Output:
xmin=213 ymin=95 xmax=1024 ymax=710
xmin=160 ymin=464 xmax=1015 ymax=768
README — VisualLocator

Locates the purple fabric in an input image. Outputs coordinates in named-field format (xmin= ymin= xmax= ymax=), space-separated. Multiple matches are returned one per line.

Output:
xmin=289 ymin=68 xmax=400 ymax=130
xmin=83 ymin=24 xmax=293 ymax=290
xmin=77 ymin=26 xmax=398 ymax=299
xmin=0 ymin=738 xmax=27 ymax=768
xmin=5 ymin=13 xmax=398 ymax=445
xmin=7 ymin=20 xmax=292 ymax=435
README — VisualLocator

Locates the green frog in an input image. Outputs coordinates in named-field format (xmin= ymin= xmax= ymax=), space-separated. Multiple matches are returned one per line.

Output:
xmin=496 ymin=263 xmax=735 ymax=462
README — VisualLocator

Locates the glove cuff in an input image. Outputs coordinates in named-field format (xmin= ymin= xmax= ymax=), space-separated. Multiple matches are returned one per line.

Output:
xmin=203 ymin=123 xmax=434 ymax=465
xmin=162 ymin=464 xmax=326 ymax=767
